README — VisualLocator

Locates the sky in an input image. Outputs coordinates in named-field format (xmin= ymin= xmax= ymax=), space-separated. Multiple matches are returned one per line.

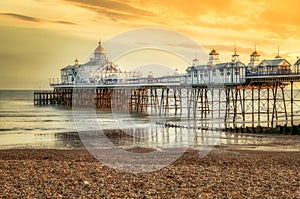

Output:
xmin=0 ymin=0 xmax=300 ymax=89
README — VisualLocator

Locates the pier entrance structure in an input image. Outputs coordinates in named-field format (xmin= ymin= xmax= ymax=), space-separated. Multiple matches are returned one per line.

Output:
xmin=34 ymin=43 xmax=300 ymax=129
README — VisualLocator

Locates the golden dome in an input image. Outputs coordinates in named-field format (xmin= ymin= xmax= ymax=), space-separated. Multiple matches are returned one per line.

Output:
xmin=251 ymin=51 xmax=260 ymax=56
xmin=251 ymin=45 xmax=260 ymax=56
xmin=94 ymin=40 xmax=105 ymax=54
xmin=209 ymin=49 xmax=219 ymax=55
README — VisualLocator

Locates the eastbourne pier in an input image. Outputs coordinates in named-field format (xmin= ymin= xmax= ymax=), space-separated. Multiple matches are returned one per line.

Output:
xmin=34 ymin=41 xmax=300 ymax=133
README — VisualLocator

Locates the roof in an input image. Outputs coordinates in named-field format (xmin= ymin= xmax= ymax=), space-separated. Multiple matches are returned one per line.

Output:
xmin=61 ymin=64 xmax=81 ymax=71
xmin=234 ymin=61 xmax=247 ymax=67
xmin=186 ymin=66 xmax=195 ymax=72
xmin=94 ymin=41 xmax=106 ymax=54
xmin=195 ymin=65 xmax=212 ymax=70
xmin=214 ymin=63 xmax=228 ymax=68
xmin=186 ymin=61 xmax=246 ymax=71
xmin=258 ymin=58 xmax=291 ymax=67
xmin=81 ymin=59 xmax=105 ymax=66
xmin=215 ymin=61 xmax=246 ymax=68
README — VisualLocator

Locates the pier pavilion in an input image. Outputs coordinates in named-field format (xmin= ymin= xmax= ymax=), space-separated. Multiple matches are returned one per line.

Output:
xmin=184 ymin=49 xmax=247 ymax=85
xmin=60 ymin=40 xmax=123 ymax=85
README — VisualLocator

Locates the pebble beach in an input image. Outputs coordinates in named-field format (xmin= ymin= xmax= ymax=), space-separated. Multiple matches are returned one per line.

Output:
xmin=1 ymin=145 xmax=300 ymax=198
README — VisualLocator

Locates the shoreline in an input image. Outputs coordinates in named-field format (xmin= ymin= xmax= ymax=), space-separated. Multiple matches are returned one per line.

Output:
xmin=1 ymin=129 xmax=300 ymax=151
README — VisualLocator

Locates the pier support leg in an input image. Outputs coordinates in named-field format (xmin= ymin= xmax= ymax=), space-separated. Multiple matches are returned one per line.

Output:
xmin=281 ymin=86 xmax=288 ymax=126
xmin=218 ymin=89 xmax=221 ymax=119
xmin=224 ymin=88 xmax=230 ymax=128
xmin=252 ymin=88 xmax=254 ymax=128
xmin=291 ymin=81 xmax=294 ymax=126
xmin=242 ymin=88 xmax=245 ymax=128
xmin=267 ymin=87 xmax=270 ymax=128
xmin=258 ymin=87 xmax=261 ymax=127
xmin=271 ymin=82 xmax=278 ymax=128
xmin=232 ymin=87 xmax=238 ymax=128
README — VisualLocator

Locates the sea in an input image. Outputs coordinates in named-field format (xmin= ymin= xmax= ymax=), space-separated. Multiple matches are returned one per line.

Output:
xmin=0 ymin=90 xmax=299 ymax=150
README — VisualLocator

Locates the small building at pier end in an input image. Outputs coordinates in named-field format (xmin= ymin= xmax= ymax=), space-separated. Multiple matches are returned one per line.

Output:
xmin=247 ymin=48 xmax=292 ymax=76
xmin=256 ymin=58 xmax=292 ymax=75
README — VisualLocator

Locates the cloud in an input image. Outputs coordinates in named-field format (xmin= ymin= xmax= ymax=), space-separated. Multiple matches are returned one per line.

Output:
xmin=97 ymin=7 xmax=138 ymax=21
xmin=135 ymin=0 xmax=300 ymax=40
xmin=58 ymin=0 xmax=300 ymax=51
xmin=3 ymin=1 xmax=299 ymax=41
xmin=63 ymin=0 xmax=155 ymax=16
xmin=1 ymin=12 xmax=77 ymax=26
xmin=53 ymin=20 xmax=77 ymax=25
xmin=62 ymin=0 xmax=157 ymax=22
xmin=0 ymin=13 xmax=41 ymax=23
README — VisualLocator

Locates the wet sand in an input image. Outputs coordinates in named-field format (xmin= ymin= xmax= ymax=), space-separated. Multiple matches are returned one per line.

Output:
xmin=1 ymin=144 xmax=300 ymax=198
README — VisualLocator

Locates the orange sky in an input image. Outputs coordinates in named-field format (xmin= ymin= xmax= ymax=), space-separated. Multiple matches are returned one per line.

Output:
xmin=0 ymin=0 xmax=300 ymax=89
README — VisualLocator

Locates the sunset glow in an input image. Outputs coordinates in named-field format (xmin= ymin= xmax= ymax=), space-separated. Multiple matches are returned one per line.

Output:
xmin=1 ymin=0 xmax=300 ymax=89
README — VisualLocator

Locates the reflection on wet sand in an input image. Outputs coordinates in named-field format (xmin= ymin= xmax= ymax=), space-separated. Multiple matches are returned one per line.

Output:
xmin=7 ymin=126 xmax=297 ymax=151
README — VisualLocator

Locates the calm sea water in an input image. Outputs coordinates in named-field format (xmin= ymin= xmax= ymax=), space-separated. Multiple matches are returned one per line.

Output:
xmin=0 ymin=90 xmax=153 ymax=149
xmin=0 ymin=90 xmax=71 ymax=148
xmin=0 ymin=90 xmax=299 ymax=150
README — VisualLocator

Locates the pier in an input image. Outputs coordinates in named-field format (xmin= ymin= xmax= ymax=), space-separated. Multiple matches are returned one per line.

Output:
xmin=34 ymin=73 xmax=300 ymax=131
xmin=34 ymin=41 xmax=300 ymax=132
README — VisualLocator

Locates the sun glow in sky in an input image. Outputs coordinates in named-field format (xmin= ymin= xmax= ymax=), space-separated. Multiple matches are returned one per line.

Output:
xmin=0 ymin=0 xmax=300 ymax=89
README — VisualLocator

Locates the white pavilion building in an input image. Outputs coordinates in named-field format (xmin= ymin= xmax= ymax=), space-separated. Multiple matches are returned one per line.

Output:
xmin=185 ymin=49 xmax=247 ymax=85
xmin=60 ymin=41 xmax=122 ymax=85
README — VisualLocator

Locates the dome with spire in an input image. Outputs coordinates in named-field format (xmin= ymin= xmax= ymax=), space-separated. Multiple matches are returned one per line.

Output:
xmin=251 ymin=51 xmax=260 ymax=56
xmin=94 ymin=40 xmax=106 ymax=54
xmin=251 ymin=46 xmax=260 ymax=57
xmin=74 ymin=58 xmax=79 ymax=66
xmin=209 ymin=49 xmax=219 ymax=55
